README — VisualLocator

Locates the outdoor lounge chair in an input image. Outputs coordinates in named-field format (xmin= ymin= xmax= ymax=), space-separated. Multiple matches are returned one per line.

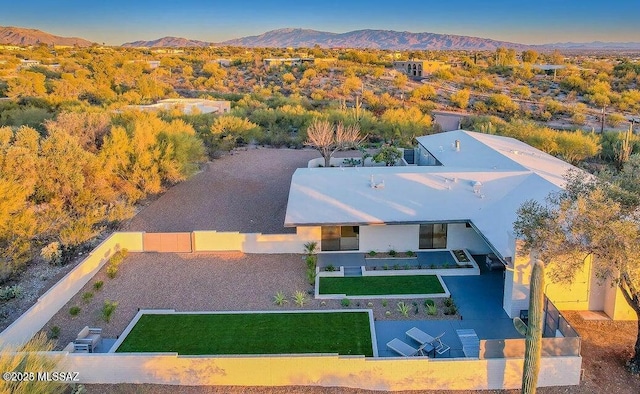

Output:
xmin=74 ymin=326 xmax=102 ymax=353
xmin=386 ymin=338 xmax=433 ymax=357
xmin=406 ymin=327 xmax=450 ymax=356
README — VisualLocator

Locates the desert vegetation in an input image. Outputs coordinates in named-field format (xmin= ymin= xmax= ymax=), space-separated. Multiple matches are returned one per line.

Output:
xmin=0 ymin=43 xmax=638 ymax=288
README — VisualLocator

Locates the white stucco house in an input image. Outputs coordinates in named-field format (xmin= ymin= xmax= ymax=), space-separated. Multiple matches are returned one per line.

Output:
xmin=284 ymin=130 xmax=635 ymax=320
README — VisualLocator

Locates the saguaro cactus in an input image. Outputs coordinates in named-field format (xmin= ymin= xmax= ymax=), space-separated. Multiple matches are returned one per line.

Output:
xmin=514 ymin=259 xmax=545 ymax=394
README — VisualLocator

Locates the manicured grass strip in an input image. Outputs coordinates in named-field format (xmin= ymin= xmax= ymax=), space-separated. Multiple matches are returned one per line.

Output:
xmin=319 ymin=275 xmax=445 ymax=296
xmin=116 ymin=312 xmax=373 ymax=356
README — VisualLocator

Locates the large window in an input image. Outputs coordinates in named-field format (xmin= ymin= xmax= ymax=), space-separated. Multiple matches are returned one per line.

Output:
xmin=419 ymin=223 xmax=447 ymax=249
xmin=321 ymin=226 xmax=359 ymax=251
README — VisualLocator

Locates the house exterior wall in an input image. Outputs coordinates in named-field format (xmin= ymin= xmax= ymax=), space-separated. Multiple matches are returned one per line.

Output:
xmin=359 ymin=224 xmax=419 ymax=252
xmin=604 ymin=279 xmax=637 ymax=320
xmin=446 ymin=223 xmax=492 ymax=254
xmin=503 ymin=242 xmax=636 ymax=321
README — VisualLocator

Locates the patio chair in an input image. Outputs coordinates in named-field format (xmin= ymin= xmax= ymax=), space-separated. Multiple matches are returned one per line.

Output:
xmin=406 ymin=327 xmax=450 ymax=357
xmin=406 ymin=327 xmax=436 ymax=345
xmin=431 ymin=332 xmax=451 ymax=356
xmin=386 ymin=338 xmax=433 ymax=357
xmin=74 ymin=326 xmax=102 ymax=353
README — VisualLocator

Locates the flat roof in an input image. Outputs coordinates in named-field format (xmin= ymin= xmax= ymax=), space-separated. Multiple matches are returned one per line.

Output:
xmin=285 ymin=130 xmax=580 ymax=257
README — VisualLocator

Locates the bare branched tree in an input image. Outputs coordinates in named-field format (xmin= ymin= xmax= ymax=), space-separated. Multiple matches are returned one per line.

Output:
xmin=305 ymin=120 xmax=365 ymax=167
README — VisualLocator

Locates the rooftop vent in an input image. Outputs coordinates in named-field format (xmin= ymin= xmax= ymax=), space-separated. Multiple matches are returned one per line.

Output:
xmin=370 ymin=175 xmax=385 ymax=189
xmin=454 ymin=139 xmax=461 ymax=151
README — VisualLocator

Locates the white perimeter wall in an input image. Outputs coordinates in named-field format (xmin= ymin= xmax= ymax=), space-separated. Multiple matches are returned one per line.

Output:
xmin=359 ymin=224 xmax=419 ymax=252
xmin=56 ymin=353 xmax=581 ymax=390
xmin=0 ymin=233 xmax=143 ymax=348
xmin=446 ymin=223 xmax=492 ymax=254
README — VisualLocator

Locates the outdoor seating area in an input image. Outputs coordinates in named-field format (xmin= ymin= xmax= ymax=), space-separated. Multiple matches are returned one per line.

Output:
xmin=73 ymin=326 xmax=102 ymax=353
xmin=386 ymin=327 xmax=451 ymax=358
xmin=386 ymin=338 xmax=433 ymax=357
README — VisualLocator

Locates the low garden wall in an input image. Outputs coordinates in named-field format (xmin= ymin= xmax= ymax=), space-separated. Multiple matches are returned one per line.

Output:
xmin=53 ymin=352 xmax=581 ymax=390
xmin=192 ymin=230 xmax=316 ymax=253
xmin=0 ymin=232 xmax=143 ymax=348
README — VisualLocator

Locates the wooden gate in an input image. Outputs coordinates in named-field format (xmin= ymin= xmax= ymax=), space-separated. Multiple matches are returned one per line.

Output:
xmin=143 ymin=232 xmax=192 ymax=253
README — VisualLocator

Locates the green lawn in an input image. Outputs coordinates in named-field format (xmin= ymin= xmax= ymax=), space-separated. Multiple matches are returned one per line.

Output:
xmin=116 ymin=312 xmax=373 ymax=356
xmin=319 ymin=275 xmax=445 ymax=296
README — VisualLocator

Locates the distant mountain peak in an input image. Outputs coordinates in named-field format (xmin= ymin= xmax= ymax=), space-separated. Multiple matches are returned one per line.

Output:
xmin=0 ymin=26 xmax=93 ymax=47
xmin=122 ymin=36 xmax=211 ymax=48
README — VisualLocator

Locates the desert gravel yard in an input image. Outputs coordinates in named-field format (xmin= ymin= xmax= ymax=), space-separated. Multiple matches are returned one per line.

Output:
xmin=123 ymin=148 xmax=364 ymax=234
xmin=45 ymin=252 xmax=451 ymax=350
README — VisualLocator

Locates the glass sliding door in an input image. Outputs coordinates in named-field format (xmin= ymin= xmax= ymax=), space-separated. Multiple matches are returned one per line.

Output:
xmin=321 ymin=226 xmax=359 ymax=251
xmin=419 ymin=223 xmax=447 ymax=249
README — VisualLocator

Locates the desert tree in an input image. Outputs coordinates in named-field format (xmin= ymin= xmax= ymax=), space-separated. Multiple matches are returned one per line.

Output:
xmin=304 ymin=120 xmax=364 ymax=167
xmin=513 ymin=170 xmax=640 ymax=374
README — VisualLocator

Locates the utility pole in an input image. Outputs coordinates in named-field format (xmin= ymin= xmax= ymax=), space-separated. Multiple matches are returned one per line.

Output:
xmin=600 ymin=106 xmax=606 ymax=134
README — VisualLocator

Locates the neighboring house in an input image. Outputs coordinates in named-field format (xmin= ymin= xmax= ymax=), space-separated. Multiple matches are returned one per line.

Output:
xmin=285 ymin=130 xmax=634 ymax=320
xmin=125 ymin=98 xmax=231 ymax=115
xmin=262 ymin=57 xmax=331 ymax=68
xmin=393 ymin=60 xmax=450 ymax=77
xmin=19 ymin=59 xmax=41 ymax=69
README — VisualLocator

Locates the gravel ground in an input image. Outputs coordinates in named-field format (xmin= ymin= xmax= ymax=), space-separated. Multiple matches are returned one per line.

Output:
xmin=45 ymin=252 xmax=455 ymax=350
xmin=123 ymin=147 xmax=361 ymax=234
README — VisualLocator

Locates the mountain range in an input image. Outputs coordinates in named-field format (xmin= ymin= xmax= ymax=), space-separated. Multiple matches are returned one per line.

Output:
xmin=122 ymin=36 xmax=211 ymax=48
xmin=2 ymin=26 xmax=639 ymax=51
xmin=0 ymin=26 xmax=93 ymax=47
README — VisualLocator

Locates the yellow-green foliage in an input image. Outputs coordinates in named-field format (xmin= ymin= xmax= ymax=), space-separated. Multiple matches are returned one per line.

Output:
xmin=466 ymin=117 xmax=600 ymax=164
xmin=0 ymin=333 xmax=67 ymax=394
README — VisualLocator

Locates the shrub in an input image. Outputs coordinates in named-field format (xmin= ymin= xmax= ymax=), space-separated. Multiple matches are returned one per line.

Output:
xmin=82 ymin=292 xmax=94 ymax=303
xmin=306 ymin=268 xmax=316 ymax=285
xmin=382 ymin=300 xmax=388 ymax=307
xmin=106 ymin=265 xmax=118 ymax=279
xmin=293 ymin=290 xmax=307 ymax=307
xmin=93 ymin=281 xmax=104 ymax=291
xmin=385 ymin=310 xmax=392 ymax=316
xmin=303 ymin=241 xmax=317 ymax=255
xmin=101 ymin=300 xmax=118 ymax=322
xmin=405 ymin=251 xmax=415 ymax=257
xmin=106 ymin=249 xmax=129 ymax=279
xmin=48 ymin=326 xmax=60 ymax=340
xmin=397 ymin=301 xmax=410 ymax=317
xmin=305 ymin=255 xmax=316 ymax=269
xmin=325 ymin=264 xmax=336 ymax=272
xmin=388 ymin=249 xmax=397 ymax=256
xmin=444 ymin=305 xmax=458 ymax=315
xmin=443 ymin=297 xmax=454 ymax=307
xmin=40 ymin=242 xmax=62 ymax=265
xmin=368 ymin=250 xmax=377 ymax=257
xmin=425 ymin=300 xmax=437 ymax=315
xmin=367 ymin=302 xmax=374 ymax=307
xmin=273 ymin=291 xmax=288 ymax=306
xmin=69 ymin=306 xmax=81 ymax=316
xmin=0 ymin=285 xmax=23 ymax=301
xmin=341 ymin=298 xmax=351 ymax=307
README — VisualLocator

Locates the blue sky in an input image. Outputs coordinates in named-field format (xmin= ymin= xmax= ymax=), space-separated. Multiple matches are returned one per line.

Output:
xmin=2 ymin=0 xmax=639 ymax=45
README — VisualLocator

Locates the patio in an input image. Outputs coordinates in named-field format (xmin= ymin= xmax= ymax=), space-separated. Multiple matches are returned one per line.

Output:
xmin=375 ymin=267 xmax=522 ymax=358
